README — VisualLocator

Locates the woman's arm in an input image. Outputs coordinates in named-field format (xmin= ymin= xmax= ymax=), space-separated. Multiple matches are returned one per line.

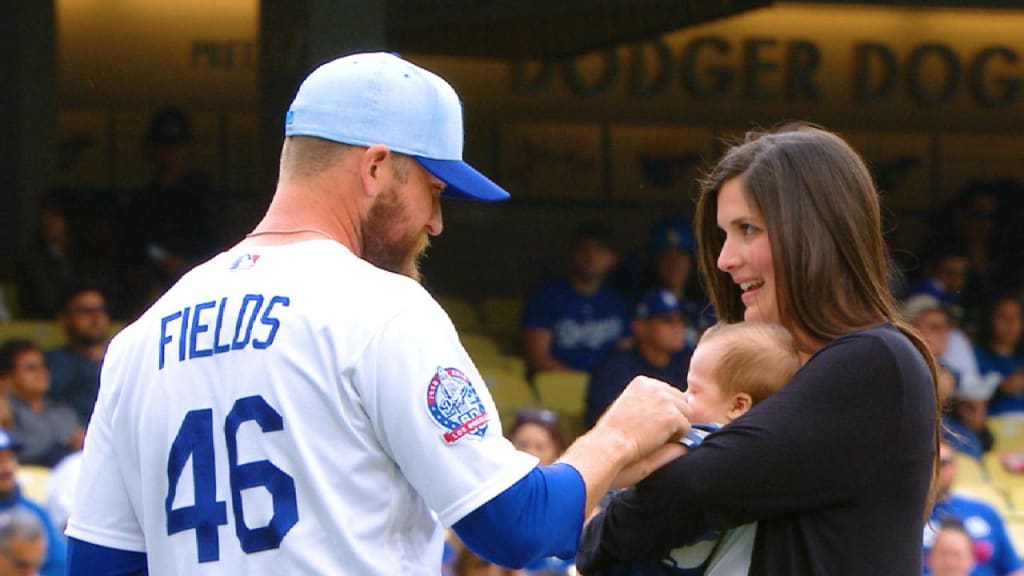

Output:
xmin=578 ymin=331 xmax=920 ymax=572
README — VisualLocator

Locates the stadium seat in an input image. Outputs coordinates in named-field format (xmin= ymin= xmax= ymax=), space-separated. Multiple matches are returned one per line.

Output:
xmin=989 ymin=415 xmax=1024 ymax=452
xmin=1005 ymin=484 xmax=1024 ymax=512
xmin=1007 ymin=517 xmax=1024 ymax=551
xmin=479 ymin=297 xmax=523 ymax=333
xmin=502 ymin=354 xmax=527 ymax=379
xmin=983 ymin=451 xmax=1024 ymax=491
xmin=479 ymin=297 xmax=523 ymax=352
xmin=533 ymin=370 xmax=589 ymax=442
xmin=0 ymin=321 xmax=65 ymax=349
xmin=952 ymin=452 xmax=988 ymax=486
xmin=16 ymin=465 xmax=51 ymax=504
xmin=437 ymin=296 xmax=482 ymax=332
xmin=459 ymin=332 xmax=503 ymax=359
xmin=479 ymin=366 xmax=537 ymax=430
xmin=952 ymin=483 xmax=1011 ymax=514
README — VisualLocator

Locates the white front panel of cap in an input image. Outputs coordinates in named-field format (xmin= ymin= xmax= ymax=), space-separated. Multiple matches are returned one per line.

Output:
xmin=285 ymin=52 xmax=464 ymax=161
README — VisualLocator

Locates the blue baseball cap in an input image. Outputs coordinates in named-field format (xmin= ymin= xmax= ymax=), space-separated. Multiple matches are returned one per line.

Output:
xmin=636 ymin=289 xmax=682 ymax=320
xmin=285 ymin=52 xmax=509 ymax=202
xmin=0 ymin=429 xmax=21 ymax=453
xmin=648 ymin=217 xmax=695 ymax=254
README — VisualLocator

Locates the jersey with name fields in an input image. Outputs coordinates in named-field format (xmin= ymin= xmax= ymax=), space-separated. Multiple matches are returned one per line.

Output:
xmin=67 ymin=240 xmax=537 ymax=575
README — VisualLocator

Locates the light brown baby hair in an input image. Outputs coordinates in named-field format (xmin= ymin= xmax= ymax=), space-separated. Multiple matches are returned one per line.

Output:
xmin=698 ymin=322 xmax=801 ymax=406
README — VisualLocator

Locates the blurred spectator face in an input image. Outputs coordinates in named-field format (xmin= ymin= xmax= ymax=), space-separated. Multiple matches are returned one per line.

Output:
xmin=937 ymin=441 xmax=957 ymax=498
xmin=8 ymin=350 xmax=48 ymax=401
xmin=926 ymin=527 xmax=976 ymax=576
xmin=0 ymin=451 xmax=17 ymax=497
xmin=62 ymin=290 xmax=110 ymax=347
xmin=914 ymin=309 xmax=951 ymax=358
xmin=0 ymin=534 xmax=46 ymax=576
xmin=511 ymin=422 xmax=560 ymax=466
xmin=38 ymin=205 xmax=67 ymax=245
xmin=635 ymin=312 xmax=686 ymax=354
xmin=991 ymin=298 xmax=1023 ymax=350
xmin=935 ymin=256 xmax=970 ymax=294
xmin=655 ymin=249 xmax=693 ymax=292
xmin=570 ymin=238 xmax=616 ymax=285
xmin=953 ymin=399 xmax=988 ymax=433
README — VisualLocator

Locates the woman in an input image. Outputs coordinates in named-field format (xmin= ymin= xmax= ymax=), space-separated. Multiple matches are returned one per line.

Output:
xmin=508 ymin=409 xmax=565 ymax=467
xmin=577 ymin=124 xmax=940 ymax=575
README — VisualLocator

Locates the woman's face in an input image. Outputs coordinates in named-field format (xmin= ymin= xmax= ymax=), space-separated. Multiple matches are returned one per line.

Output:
xmin=716 ymin=177 xmax=779 ymax=325
xmin=511 ymin=422 xmax=559 ymax=466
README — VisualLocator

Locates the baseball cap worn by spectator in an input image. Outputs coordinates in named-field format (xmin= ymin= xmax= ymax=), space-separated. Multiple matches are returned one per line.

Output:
xmin=648 ymin=217 xmax=695 ymax=254
xmin=284 ymin=51 xmax=509 ymax=202
xmin=636 ymin=289 xmax=682 ymax=320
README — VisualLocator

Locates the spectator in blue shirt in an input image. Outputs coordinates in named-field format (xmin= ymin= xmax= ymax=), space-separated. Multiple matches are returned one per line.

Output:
xmin=925 ymin=439 xmax=1024 ymax=576
xmin=522 ymin=221 xmax=632 ymax=375
xmin=977 ymin=294 xmax=1024 ymax=416
xmin=45 ymin=285 xmax=111 ymax=425
xmin=0 ymin=429 xmax=66 ymax=576
xmin=585 ymin=289 xmax=691 ymax=428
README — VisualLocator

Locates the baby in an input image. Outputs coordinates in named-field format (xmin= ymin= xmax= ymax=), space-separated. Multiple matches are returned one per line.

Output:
xmin=606 ymin=322 xmax=802 ymax=576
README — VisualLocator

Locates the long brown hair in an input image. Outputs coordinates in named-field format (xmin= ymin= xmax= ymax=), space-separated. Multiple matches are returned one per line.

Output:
xmin=694 ymin=123 xmax=941 ymax=514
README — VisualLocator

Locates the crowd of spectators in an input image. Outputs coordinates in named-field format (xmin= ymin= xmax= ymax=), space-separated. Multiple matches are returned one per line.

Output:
xmin=1 ymin=103 xmax=1023 ymax=575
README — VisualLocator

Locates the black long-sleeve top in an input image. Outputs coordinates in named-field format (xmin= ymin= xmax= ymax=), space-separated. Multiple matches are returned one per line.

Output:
xmin=578 ymin=323 xmax=936 ymax=575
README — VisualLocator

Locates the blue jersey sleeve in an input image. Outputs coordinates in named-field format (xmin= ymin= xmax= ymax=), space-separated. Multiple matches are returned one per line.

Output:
xmin=68 ymin=537 xmax=148 ymax=576
xmin=453 ymin=462 xmax=585 ymax=569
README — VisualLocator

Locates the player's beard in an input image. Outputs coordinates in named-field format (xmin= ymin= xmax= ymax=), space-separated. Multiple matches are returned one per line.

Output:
xmin=362 ymin=185 xmax=431 ymax=283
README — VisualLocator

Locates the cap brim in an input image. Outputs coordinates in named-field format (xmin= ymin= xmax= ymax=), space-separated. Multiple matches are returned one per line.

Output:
xmin=414 ymin=157 xmax=510 ymax=202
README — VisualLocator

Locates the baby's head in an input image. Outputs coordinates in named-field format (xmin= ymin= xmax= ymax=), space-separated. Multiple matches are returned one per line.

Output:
xmin=684 ymin=322 xmax=800 ymax=424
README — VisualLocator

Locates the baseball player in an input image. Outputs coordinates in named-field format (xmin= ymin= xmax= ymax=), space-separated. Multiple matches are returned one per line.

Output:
xmin=66 ymin=52 xmax=691 ymax=575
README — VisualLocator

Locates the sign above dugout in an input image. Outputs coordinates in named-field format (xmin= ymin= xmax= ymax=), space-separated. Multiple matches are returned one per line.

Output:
xmin=387 ymin=0 xmax=772 ymax=59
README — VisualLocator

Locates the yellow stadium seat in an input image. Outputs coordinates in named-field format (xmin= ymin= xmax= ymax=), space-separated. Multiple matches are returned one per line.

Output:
xmin=459 ymin=332 xmax=503 ymax=359
xmin=533 ymin=370 xmax=590 ymax=442
xmin=983 ymin=451 xmax=1024 ymax=491
xmin=16 ymin=465 xmax=51 ymax=504
xmin=479 ymin=297 xmax=523 ymax=335
xmin=1005 ymin=484 xmax=1024 ymax=512
xmin=952 ymin=452 xmax=988 ymax=486
xmin=1008 ymin=517 xmax=1024 ymax=551
xmin=479 ymin=297 xmax=523 ymax=352
xmin=503 ymin=355 xmax=527 ymax=379
xmin=479 ymin=366 xmax=537 ymax=430
xmin=437 ymin=296 xmax=481 ymax=332
xmin=953 ymin=483 xmax=1011 ymax=514
xmin=990 ymin=415 xmax=1024 ymax=452
xmin=0 ymin=321 xmax=65 ymax=349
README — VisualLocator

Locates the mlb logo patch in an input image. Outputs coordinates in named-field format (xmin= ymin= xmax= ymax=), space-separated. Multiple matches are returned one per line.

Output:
xmin=426 ymin=367 xmax=490 ymax=444
xmin=230 ymin=253 xmax=260 ymax=271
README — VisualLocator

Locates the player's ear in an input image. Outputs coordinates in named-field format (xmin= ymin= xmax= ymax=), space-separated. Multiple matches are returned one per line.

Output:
xmin=359 ymin=144 xmax=393 ymax=199
xmin=727 ymin=393 xmax=752 ymax=421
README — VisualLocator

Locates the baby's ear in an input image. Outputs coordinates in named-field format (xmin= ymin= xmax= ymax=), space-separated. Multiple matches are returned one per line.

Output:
xmin=728 ymin=393 xmax=753 ymax=421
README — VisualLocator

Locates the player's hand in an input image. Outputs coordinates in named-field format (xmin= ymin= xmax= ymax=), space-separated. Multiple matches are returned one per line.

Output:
xmin=594 ymin=376 xmax=691 ymax=464
xmin=611 ymin=443 xmax=688 ymax=489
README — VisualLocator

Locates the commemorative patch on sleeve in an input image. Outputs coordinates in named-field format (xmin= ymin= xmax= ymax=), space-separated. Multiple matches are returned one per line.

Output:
xmin=426 ymin=366 xmax=490 ymax=444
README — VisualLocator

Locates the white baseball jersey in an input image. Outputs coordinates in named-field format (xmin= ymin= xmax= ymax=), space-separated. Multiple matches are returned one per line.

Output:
xmin=67 ymin=240 xmax=538 ymax=575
